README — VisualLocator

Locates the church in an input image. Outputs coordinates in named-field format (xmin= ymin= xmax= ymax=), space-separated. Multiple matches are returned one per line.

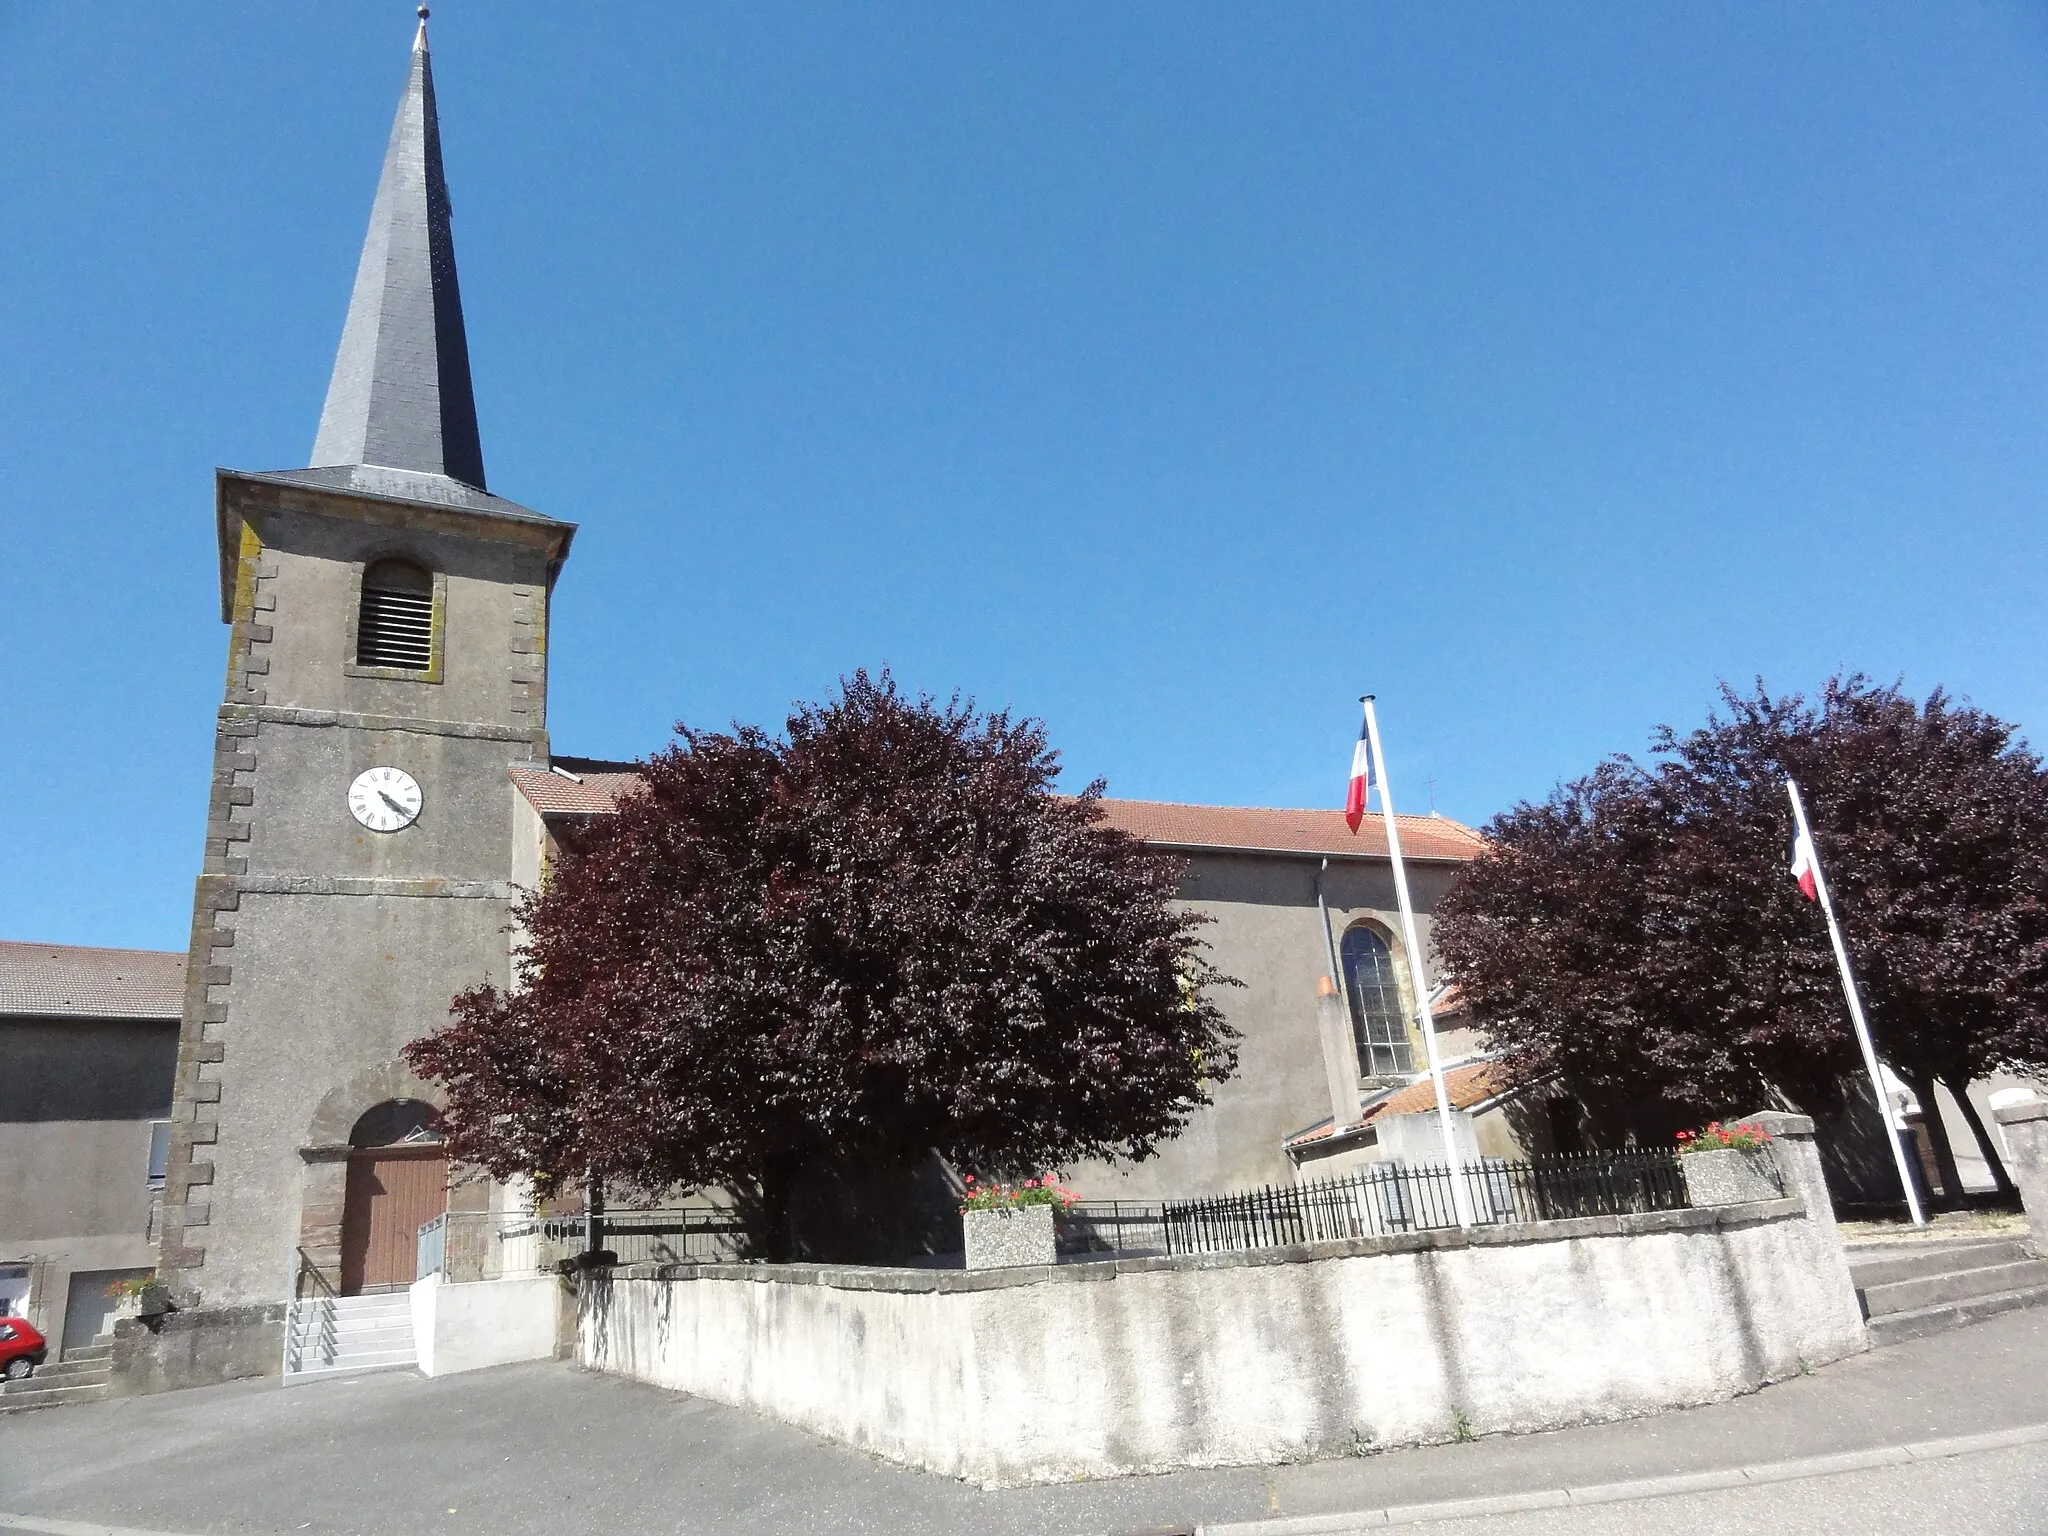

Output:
xmin=126 ymin=19 xmax=1538 ymax=1388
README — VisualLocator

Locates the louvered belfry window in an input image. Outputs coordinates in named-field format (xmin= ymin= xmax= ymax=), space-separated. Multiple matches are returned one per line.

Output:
xmin=357 ymin=558 xmax=435 ymax=670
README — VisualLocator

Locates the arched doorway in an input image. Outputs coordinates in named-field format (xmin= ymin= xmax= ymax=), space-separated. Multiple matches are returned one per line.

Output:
xmin=337 ymin=1100 xmax=448 ymax=1294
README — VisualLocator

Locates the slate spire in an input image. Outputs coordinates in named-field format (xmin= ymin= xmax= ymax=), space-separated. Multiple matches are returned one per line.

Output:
xmin=310 ymin=9 xmax=487 ymax=490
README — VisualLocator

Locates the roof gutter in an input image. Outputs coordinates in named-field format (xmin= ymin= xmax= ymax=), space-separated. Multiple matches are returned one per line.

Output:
xmin=1139 ymin=840 xmax=1472 ymax=865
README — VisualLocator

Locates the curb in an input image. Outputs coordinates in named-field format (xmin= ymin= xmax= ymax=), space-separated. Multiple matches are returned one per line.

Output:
xmin=1195 ymin=1420 xmax=2048 ymax=1533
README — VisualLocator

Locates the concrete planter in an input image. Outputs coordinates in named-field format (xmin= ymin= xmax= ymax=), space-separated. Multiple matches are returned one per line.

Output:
xmin=963 ymin=1204 xmax=1056 ymax=1269
xmin=1681 ymin=1146 xmax=1779 ymax=1206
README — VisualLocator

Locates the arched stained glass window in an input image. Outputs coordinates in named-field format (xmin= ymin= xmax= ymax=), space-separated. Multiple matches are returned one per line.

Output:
xmin=1341 ymin=925 xmax=1414 ymax=1079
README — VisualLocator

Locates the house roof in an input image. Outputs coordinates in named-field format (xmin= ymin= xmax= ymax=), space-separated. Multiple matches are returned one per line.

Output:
xmin=508 ymin=766 xmax=1485 ymax=864
xmin=1285 ymin=1056 xmax=1521 ymax=1150
xmin=0 ymin=941 xmax=186 ymax=1022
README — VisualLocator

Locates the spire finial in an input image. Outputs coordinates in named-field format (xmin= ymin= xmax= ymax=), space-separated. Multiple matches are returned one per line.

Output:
xmin=415 ymin=5 xmax=429 ymax=50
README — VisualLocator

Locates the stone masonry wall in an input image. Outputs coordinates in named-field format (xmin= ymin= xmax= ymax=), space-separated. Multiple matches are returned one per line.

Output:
xmin=582 ymin=1187 xmax=1866 ymax=1487
xmin=140 ymin=477 xmax=567 ymax=1389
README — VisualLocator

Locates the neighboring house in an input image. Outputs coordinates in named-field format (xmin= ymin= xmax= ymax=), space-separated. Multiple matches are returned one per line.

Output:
xmin=0 ymin=941 xmax=182 ymax=1355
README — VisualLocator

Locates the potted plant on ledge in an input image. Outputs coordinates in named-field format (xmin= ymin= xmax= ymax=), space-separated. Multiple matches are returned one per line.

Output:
xmin=961 ymin=1176 xmax=1075 ymax=1269
xmin=1676 ymin=1121 xmax=1780 ymax=1206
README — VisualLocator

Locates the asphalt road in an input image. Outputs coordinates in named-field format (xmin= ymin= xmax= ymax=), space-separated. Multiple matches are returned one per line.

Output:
xmin=4 ymin=1305 xmax=2047 ymax=1536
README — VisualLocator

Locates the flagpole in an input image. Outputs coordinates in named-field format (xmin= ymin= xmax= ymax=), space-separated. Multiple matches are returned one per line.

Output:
xmin=1786 ymin=777 xmax=1927 ymax=1228
xmin=1362 ymin=697 xmax=1474 ymax=1228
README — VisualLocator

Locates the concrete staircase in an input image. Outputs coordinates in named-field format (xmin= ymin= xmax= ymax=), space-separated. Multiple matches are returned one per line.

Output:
xmin=282 ymin=1291 xmax=416 ymax=1385
xmin=0 ymin=1339 xmax=113 ymax=1412
xmin=1849 ymin=1236 xmax=2048 ymax=1345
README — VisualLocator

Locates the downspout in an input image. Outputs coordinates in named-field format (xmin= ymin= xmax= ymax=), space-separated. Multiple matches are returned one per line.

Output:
xmin=1316 ymin=857 xmax=1346 ymax=1000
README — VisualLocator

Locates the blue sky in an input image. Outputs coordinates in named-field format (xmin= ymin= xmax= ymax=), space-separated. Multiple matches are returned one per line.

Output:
xmin=4 ymin=3 xmax=2046 ymax=951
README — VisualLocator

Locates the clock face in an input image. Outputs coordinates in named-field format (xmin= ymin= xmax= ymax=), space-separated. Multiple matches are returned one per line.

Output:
xmin=348 ymin=766 xmax=423 ymax=833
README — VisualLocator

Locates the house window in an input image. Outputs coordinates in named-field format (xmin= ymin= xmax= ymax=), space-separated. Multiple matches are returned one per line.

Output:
xmin=355 ymin=558 xmax=435 ymax=671
xmin=147 ymin=1121 xmax=172 ymax=1190
xmin=1342 ymin=925 xmax=1414 ymax=1078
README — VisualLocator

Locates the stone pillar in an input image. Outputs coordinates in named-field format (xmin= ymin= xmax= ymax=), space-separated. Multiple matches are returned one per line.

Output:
xmin=1994 ymin=1100 xmax=2048 ymax=1252
xmin=1314 ymin=977 xmax=1363 ymax=1131
xmin=1744 ymin=1108 xmax=1862 ymax=1343
xmin=1743 ymin=1110 xmax=1840 ymax=1244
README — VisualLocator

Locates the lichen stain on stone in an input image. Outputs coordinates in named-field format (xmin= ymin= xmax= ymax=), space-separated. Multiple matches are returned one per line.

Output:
xmin=224 ymin=519 xmax=267 ymax=693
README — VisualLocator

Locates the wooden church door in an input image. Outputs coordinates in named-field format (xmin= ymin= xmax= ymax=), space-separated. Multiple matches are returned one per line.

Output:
xmin=338 ymin=1143 xmax=449 ymax=1294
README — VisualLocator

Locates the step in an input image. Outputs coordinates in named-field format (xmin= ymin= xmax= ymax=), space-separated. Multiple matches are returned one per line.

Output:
xmin=281 ymin=1353 xmax=416 ymax=1386
xmin=286 ymin=1314 xmax=411 ymax=1334
xmin=288 ymin=1296 xmax=412 ymax=1316
xmin=0 ymin=1381 xmax=109 ymax=1413
xmin=293 ymin=1344 xmax=416 ymax=1367
xmin=285 ymin=1342 xmax=416 ymax=1366
xmin=1846 ymin=1238 xmax=2027 ymax=1286
xmin=286 ymin=1332 xmax=414 ymax=1360
xmin=0 ymin=1375 xmax=106 ymax=1398
xmin=1859 ymin=1258 xmax=2048 ymax=1318
xmin=287 ymin=1317 xmax=415 ymax=1340
xmin=284 ymin=1351 xmax=415 ymax=1376
xmin=1865 ymin=1281 xmax=2048 ymax=1347
xmin=61 ymin=1340 xmax=113 ymax=1363
xmin=5 ymin=1358 xmax=112 ymax=1386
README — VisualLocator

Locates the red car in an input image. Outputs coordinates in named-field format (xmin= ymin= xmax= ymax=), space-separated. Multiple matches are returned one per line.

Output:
xmin=0 ymin=1317 xmax=47 ymax=1381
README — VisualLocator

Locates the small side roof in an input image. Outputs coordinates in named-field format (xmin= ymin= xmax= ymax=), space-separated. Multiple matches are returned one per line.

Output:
xmin=0 ymin=941 xmax=185 ymax=1022
xmin=1285 ymin=1056 xmax=1523 ymax=1153
xmin=508 ymin=764 xmax=1485 ymax=863
xmin=508 ymin=760 xmax=646 ymax=818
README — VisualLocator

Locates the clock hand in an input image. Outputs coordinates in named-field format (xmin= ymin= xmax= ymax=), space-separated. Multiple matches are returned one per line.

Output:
xmin=378 ymin=791 xmax=411 ymax=815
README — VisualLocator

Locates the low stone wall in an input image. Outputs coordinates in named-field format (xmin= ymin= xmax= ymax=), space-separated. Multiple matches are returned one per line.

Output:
xmin=108 ymin=1303 xmax=285 ymax=1396
xmin=410 ymin=1272 xmax=563 ymax=1377
xmin=581 ymin=1150 xmax=1865 ymax=1485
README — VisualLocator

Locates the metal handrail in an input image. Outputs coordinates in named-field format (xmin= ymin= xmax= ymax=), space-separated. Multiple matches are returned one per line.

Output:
xmin=285 ymin=1250 xmax=342 ymax=1375
xmin=294 ymin=1247 xmax=338 ymax=1301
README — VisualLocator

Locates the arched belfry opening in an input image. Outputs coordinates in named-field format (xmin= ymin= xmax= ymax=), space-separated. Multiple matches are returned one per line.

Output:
xmin=337 ymin=1098 xmax=447 ymax=1294
xmin=355 ymin=557 xmax=435 ymax=671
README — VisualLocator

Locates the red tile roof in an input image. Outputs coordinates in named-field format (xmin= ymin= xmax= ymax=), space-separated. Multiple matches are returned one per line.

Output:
xmin=0 ymin=941 xmax=186 ymax=1021
xmin=509 ymin=766 xmax=1485 ymax=864
xmin=1093 ymin=798 xmax=1484 ymax=863
xmin=1286 ymin=1057 xmax=1522 ymax=1148
xmin=507 ymin=764 xmax=645 ymax=818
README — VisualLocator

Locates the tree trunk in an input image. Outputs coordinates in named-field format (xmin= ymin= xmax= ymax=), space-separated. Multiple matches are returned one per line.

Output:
xmin=1943 ymin=1074 xmax=2016 ymax=1197
xmin=751 ymin=1157 xmax=799 ymax=1263
xmin=1910 ymin=1071 xmax=1964 ymax=1206
xmin=584 ymin=1169 xmax=606 ymax=1258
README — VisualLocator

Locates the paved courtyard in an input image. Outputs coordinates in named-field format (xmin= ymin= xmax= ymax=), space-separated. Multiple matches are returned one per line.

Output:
xmin=5 ymin=1307 xmax=2048 ymax=1535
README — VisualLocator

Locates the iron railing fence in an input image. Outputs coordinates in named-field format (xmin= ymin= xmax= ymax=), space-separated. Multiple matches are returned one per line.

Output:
xmin=1057 ymin=1201 xmax=1171 ymax=1259
xmin=411 ymin=1152 xmax=1709 ymax=1276
xmin=417 ymin=1207 xmax=753 ymax=1281
xmin=1155 ymin=1150 xmax=1702 ymax=1259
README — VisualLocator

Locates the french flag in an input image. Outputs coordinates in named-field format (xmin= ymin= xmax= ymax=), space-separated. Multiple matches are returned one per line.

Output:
xmin=1344 ymin=717 xmax=1375 ymax=833
xmin=1790 ymin=833 xmax=1819 ymax=901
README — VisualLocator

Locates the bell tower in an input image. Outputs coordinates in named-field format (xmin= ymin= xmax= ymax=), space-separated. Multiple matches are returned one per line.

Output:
xmin=141 ymin=13 xmax=574 ymax=1382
